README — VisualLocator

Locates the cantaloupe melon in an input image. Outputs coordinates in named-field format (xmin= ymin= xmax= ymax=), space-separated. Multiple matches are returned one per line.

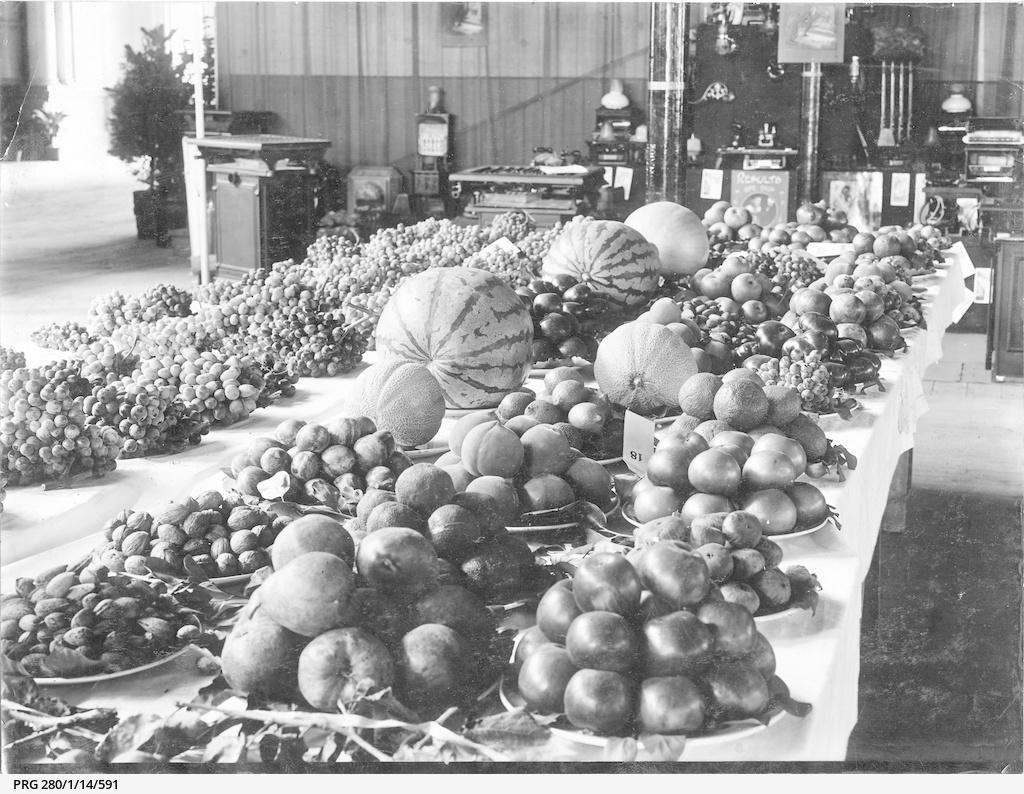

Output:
xmin=541 ymin=220 xmax=660 ymax=309
xmin=375 ymin=268 xmax=533 ymax=409
xmin=351 ymin=360 xmax=445 ymax=448
xmin=625 ymin=201 xmax=710 ymax=276
xmin=594 ymin=320 xmax=699 ymax=414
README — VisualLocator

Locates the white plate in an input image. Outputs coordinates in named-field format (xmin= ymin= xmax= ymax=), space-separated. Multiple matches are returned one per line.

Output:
xmin=35 ymin=645 xmax=192 ymax=687
xmin=498 ymin=675 xmax=783 ymax=749
xmin=403 ymin=441 xmax=449 ymax=461
xmin=764 ymin=516 xmax=835 ymax=541
xmin=754 ymin=604 xmax=804 ymax=624
xmin=506 ymin=497 xmax=620 ymax=534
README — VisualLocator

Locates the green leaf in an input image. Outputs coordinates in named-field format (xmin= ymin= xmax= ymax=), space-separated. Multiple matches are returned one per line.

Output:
xmin=96 ymin=713 xmax=163 ymax=763
xmin=464 ymin=709 xmax=550 ymax=752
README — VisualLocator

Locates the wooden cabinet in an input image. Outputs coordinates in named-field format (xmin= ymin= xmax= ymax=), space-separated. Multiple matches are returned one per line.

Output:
xmin=191 ymin=135 xmax=330 ymax=280
xmin=992 ymin=237 xmax=1024 ymax=381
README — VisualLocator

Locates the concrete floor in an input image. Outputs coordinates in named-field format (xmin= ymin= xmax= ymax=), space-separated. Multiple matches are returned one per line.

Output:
xmin=1 ymin=159 xmax=1021 ymax=768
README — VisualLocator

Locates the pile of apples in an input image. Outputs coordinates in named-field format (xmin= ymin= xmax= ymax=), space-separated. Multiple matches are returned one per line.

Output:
xmin=703 ymin=200 xmax=859 ymax=250
xmin=510 ymin=546 xmax=808 ymax=737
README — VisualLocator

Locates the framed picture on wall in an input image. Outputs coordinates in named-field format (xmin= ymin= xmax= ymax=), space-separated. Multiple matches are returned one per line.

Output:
xmin=824 ymin=171 xmax=883 ymax=231
xmin=777 ymin=3 xmax=846 ymax=63
xmin=441 ymin=3 xmax=487 ymax=47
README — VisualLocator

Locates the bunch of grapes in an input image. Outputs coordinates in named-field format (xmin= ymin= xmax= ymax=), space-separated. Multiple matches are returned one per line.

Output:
xmin=0 ymin=361 xmax=122 ymax=487
xmin=192 ymin=277 xmax=243 ymax=307
xmin=173 ymin=350 xmax=268 ymax=427
xmin=0 ymin=347 xmax=26 ymax=372
xmin=462 ymin=244 xmax=532 ymax=287
xmin=757 ymin=350 xmax=837 ymax=414
xmin=82 ymin=376 xmax=208 ymax=459
xmin=706 ymin=319 xmax=759 ymax=362
xmin=74 ymin=340 xmax=139 ymax=385
xmin=88 ymin=284 xmax=194 ymax=336
xmin=29 ymin=321 xmax=96 ymax=352
xmin=768 ymin=249 xmax=826 ymax=291
xmin=487 ymin=210 xmax=535 ymax=243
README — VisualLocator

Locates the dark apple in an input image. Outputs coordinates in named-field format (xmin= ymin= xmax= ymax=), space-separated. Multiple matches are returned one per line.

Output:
xmin=535 ymin=581 xmax=583 ymax=643
xmin=637 ymin=541 xmax=712 ymax=608
xmin=572 ymin=552 xmax=643 ymax=616
xmin=755 ymin=321 xmax=796 ymax=357
xmin=563 ymin=669 xmax=637 ymax=736
xmin=646 ymin=445 xmax=699 ymax=491
xmin=562 ymin=283 xmax=594 ymax=303
xmin=539 ymin=312 xmax=575 ymax=344
xmin=703 ymin=659 xmax=771 ymax=719
xmin=565 ymin=610 xmax=639 ymax=674
xmin=641 ymin=610 xmax=714 ymax=677
xmin=512 ymin=625 xmax=553 ymax=676
xmin=637 ymin=676 xmax=706 ymax=735
xmin=696 ymin=600 xmax=757 ymax=655
xmin=550 ymin=273 xmax=579 ymax=294
xmin=517 ymin=645 xmax=578 ymax=714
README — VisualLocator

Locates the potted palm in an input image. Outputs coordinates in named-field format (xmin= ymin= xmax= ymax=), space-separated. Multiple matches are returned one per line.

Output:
xmin=32 ymin=107 xmax=66 ymax=160
xmin=107 ymin=25 xmax=192 ymax=245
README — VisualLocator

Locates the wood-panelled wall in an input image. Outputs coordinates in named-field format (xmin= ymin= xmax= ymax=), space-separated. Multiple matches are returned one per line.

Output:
xmin=216 ymin=2 xmax=650 ymax=173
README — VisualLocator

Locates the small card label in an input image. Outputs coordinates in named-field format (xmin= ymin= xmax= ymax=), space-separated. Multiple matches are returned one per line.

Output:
xmin=700 ymin=168 xmax=724 ymax=200
xmin=622 ymin=409 xmax=656 ymax=476
xmin=480 ymin=236 xmax=522 ymax=256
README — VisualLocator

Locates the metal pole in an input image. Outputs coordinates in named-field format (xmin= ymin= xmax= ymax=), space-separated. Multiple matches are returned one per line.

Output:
xmin=192 ymin=42 xmax=210 ymax=286
xmin=646 ymin=1 xmax=690 ymax=204
xmin=798 ymin=62 xmax=822 ymax=203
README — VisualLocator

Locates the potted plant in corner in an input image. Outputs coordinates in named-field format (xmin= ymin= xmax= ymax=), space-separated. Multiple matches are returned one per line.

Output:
xmin=106 ymin=25 xmax=192 ymax=246
xmin=32 ymin=107 xmax=66 ymax=160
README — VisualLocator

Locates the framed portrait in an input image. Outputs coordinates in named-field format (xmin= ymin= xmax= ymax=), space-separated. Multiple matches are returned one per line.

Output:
xmin=440 ymin=3 xmax=487 ymax=48
xmin=824 ymin=171 xmax=883 ymax=231
xmin=777 ymin=3 xmax=846 ymax=64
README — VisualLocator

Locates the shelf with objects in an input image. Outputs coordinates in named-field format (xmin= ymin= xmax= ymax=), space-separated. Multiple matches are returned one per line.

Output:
xmin=187 ymin=134 xmax=331 ymax=280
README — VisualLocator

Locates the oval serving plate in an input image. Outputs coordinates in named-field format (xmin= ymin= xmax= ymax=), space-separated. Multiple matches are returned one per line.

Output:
xmin=505 ymin=496 xmax=620 ymax=535
xmin=403 ymin=440 xmax=449 ymax=461
xmin=498 ymin=675 xmax=783 ymax=749
xmin=764 ymin=516 xmax=835 ymax=541
xmin=35 ymin=645 xmax=193 ymax=687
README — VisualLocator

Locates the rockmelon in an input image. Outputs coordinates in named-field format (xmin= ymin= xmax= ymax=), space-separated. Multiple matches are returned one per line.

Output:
xmin=541 ymin=220 xmax=660 ymax=309
xmin=351 ymin=360 xmax=445 ymax=448
xmin=624 ymin=201 xmax=710 ymax=276
xmin=375 ymin=268 xmax=533 ymax=409
xmin=594 ymin=320 xmax=699 ymax=415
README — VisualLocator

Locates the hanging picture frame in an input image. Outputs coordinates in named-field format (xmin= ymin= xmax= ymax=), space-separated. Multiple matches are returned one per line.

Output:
xmin=777 ymin=3 xmax=846 ymax=64
xmin=440 ymin=3 xmax=488 ymax=48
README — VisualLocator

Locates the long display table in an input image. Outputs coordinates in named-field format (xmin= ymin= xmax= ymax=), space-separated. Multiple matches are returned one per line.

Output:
xmin=0 ymin=245 xmax=976 ymax=762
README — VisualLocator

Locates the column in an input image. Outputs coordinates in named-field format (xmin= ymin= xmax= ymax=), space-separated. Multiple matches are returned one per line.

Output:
xmin=646 ymin=1 xmax=690 ymax=204
xmin=797 ymin=61 xmax=822 ymax=203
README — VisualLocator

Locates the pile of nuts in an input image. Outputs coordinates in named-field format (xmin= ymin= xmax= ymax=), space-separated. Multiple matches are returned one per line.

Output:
xmin=1 ymin=561 xmax=210 ymax=677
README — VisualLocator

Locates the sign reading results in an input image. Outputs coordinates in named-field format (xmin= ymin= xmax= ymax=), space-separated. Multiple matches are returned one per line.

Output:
xmin=729 ymin=170 xmax=791 ymax=227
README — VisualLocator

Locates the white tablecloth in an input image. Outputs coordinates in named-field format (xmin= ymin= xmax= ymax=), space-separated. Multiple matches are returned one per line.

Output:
xmin=0 ymin=245 xmax=975 ymax=762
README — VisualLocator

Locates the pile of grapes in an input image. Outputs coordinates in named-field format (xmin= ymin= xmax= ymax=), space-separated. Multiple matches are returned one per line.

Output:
xmin=88 ymin=284 xmax=194 ymax=336
xmin=1 ymin=361 xmax=123 ymax=487
xmin=756 ymin=350 xmax=838 ymax=414
xmin=30 ymin=321 xmax=96 ymax=352
xmin=0 ymin=347 xmax=26 ymax=372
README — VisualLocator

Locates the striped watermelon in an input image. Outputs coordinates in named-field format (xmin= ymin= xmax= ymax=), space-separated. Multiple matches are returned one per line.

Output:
xmin=375 ymin=268 xmax=534 ymax=409
xmin=541 ymin=219 xmax=661 ymax=309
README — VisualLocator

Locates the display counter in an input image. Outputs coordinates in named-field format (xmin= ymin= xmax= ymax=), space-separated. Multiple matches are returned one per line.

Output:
xmin=0 ymin=246 xmax=976 ymax=762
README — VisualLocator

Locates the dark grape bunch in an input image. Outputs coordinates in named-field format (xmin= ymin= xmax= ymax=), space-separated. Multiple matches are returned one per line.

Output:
xmin=680 ymin=295 xmax=740 ymax=336
xmin=83 ymin=377 xmax=209 ymax=459
xmin=0 ymin=346 xmax=26 ymax=372
xmin=757 ymin=350 xmax=837 ymax=414
xmin=516 ymin=275 xmax=608 ymax=366
xmin=0 ymin=361 xmax=123 ymax=487
xmin=30 ymin=321 xmax=97 ymax=352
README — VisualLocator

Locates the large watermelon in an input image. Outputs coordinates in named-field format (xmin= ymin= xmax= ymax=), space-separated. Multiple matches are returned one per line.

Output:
xmin=375 ymin=268 xmax=533 ymax=409
xmin=541 ymin=219 xmax=661 ymax=309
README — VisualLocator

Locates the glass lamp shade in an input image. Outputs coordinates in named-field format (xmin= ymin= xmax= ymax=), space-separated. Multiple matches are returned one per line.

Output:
xmin=941 ymin=86 xmax=972 ymax=114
